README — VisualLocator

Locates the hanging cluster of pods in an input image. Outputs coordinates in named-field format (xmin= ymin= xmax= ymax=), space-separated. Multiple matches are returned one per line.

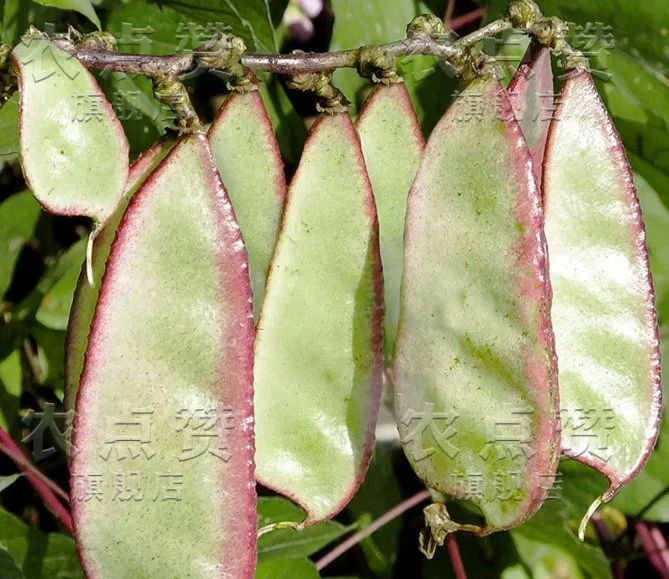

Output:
xmin=7 ymin=22 xmax=662 ymax=577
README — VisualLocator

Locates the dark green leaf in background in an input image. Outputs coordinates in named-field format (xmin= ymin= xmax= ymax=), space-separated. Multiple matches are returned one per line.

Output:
xmin=0 ymin=508 xmax=83 ymax=579
xmin=0 ymin=192 xmax=41 ymax=297
xmin=0 ymin=474 xmax=21 ymax=494
xmin=32 ymin=0 xmax=100 ymax=29
xmin=345 ymin=447 xmax=402 ymax=576
xmin=0 ymin=547 xmax=25 ymax=579
xmin=256 ymin=558 xmax=320 ymax=579
xmin=0 ymin=94 xmax=19 ymax=164
xmin=329 ymin=0 xmax=417 ymax=111
xmin=159 ymin=0 xmax=287 ymax=52
xmin=258 ymin=497 xmax=351 ymax=561
xmin=512 ymin=460 xmax=612 ymax=579
xmin=0 ymin=350 xmax=21 ymax=430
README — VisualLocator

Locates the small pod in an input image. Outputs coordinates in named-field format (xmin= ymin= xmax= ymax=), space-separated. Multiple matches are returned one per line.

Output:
xmin=11 ymin=36 xmax=129 ymax=225
xmin=356 ymin=82 xmax=425 ymax=357
xmin=394 ymin=78 xmax=560 ymax=533
xmin=507 ymin=44 xmax=553 ymax=185
xmin=70 ymin=134 xmax=256 ymax=577
xmin=208 ymin=89 xmax=287 ymax=320
xmin=254 ymin=112 xmax=383 ymax=525
xmin=64 ymin=141 xmax=173 ymax=412
xmin=542 ymin=69 xmax=662 ymax=536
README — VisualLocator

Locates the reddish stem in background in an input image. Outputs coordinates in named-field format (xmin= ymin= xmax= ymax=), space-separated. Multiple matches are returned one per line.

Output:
xmin=449 ymin=7 xmax=487 ymax=32
xmin=447 ymin=533 xmax=468 ymax=579
xmin=636 ymin=521 xmax=669 ymax=578
xmin=0 ymin=427 xmax=73 ymax=533
xmin=315 ymin=489 xmax=430 ymax=571
xmin=444 ymin=0 xmax=456 ymax=24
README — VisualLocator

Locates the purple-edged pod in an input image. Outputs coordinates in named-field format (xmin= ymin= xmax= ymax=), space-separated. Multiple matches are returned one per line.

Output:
xmin=70 ymin=133 xmax=257 ymax=577
xmin=542 ymin=68 xmax=662 ymax=539
xmin=208 ymin=88 xmax=287 ymax=320
xmin=394 ymin=77 xmax=560 ymax=537
xmin=507 ymin=44 xmax=553 ymax=186
xmin=11 ymin=36 xmax=129 ymax=225
xmin=356 ymin=82 xmax=425 ymax=358
xmin=64 ymin=141 xmax=173 ymax=412
xmin=253 ymin=112 xmax=384 ymax=525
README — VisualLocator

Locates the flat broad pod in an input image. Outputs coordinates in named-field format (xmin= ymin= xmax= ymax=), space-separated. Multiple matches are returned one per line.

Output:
xmin=11 ymin=36 xmax=129 ymax=226
xmin=394 ymin=77 xmax=559 ymax=539
xmin=253 ymin=112 xmax=383 ymax=525
xmin=208 ymin=88 xmax=287 ymax=320
xmin=507 ymin=44 xmax=553 ymax=185
xmin=63 ymin=141 xmax=173 ymax=412
xmin=542 ymin=68 xmax=662 ymax=537
xmin=70 ymin=133 xmax=256 ymax=577
xmin=356 ymin=82 xmax=425 ymax=357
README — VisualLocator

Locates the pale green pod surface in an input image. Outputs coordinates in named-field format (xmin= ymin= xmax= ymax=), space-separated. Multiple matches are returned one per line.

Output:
xmin=543 ymin=70 xmax=662 ymax=508
xmin=508 ymin=45 xmax=553 ymax=185
xmin=208 ymin=89 xmax=286 ymax=320
xmin=70 ymin=134 xmax=257 ymax=578
xmin=394 ymin=78 xmax=559 ymax=532
xmin=356 ymin=83 xmax=425 ymax=357
xmin=63 ymin=141 xmax=173 ymax=412
xmin=11 ymin=37 xmax=129 ymax=224
xmin=254 ymin=113 xmax=383 ymax=525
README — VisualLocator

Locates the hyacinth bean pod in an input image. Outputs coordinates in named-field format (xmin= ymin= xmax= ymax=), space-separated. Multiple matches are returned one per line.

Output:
xmin=70 ymin=133 xmax=257 ymax=577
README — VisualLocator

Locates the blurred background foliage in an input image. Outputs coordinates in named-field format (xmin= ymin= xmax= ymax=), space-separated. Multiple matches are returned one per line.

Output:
xmin=0 ymin=0 xmax=668 ymax=577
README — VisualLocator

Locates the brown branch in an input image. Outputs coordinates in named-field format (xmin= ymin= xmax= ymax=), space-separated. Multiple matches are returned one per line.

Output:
xmin=50 ymin=18 xmax=513 ymax=79
xmin=0 ymin=427 xmax=73 ymax=533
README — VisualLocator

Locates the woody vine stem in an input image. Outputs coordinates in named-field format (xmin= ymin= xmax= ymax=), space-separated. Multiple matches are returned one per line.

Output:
xmin=0 ymin=0 xmax=586 ymax=131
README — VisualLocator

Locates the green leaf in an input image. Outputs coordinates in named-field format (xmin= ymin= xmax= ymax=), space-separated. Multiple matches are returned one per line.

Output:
xmin=0 ymin=547 xmax=25 ymax=579
xmin=64 ymin=142 xmax=171 ymax=410
xmin=543 ymin=70 xmax=661 ymax=507
xmin=258 ymin=497 xmax=350 ymax=561
xmin=256 ymin=558 xmax=320 ymax=579
xmin=208 ymin=89 xmax=286 ymax=320
xmin=356 ymin=83 xmax=424 ymax=358
xmin=0 ymin=350 xmax=22 ymax=430
xmin=0 ymin=191 xmax=41 ymax=297
xmin=0 ymin=93 xmax=19 ymax=164
xmin=32 ymin=0 xmax=100 ymax=29
xmin=611 ymin=412 xmax=669 ymax=521
xmin=508 ymin=534 xmax=584 ymax=579
xmin=254 ymin=112 xmax=383 ymax=524
xmin=397 ymin=55 xmax=457 ymax=137
xmin=345 ymin=446 xmax=403 ymax=575
xmin=105 ymin=1 xmax=199 ymax=56
xmin=2 ymin=0 xmax=61 ymax=46
xmin=259 ymin=77 xmax=307 ymax=167
xmin=0 ymin=474 xmax=21 ymax=493
xmin=70 ymin=134 xmax=257 ymax=577
xmin=485 ymin=0 xmax=669 ymax=69
xmin=11 ymin=37 xmax=129 ymax=225
xmin=394 ymin=78 xmax=559 ymax=531
xmin=632 ymin=169 xmax=669 ymax=316
xmin=329 ymin=0 xmax=417 ymax=110
xmin=0 ymin=507 xmax=82 ymax=578
xmin=160 ymin=0 xmax=285 ymax=52
xmin=96 ymin=72 xmax=171 ymax=158
xmin=34 ymin=239 xmax=87 ymax=331
xmin=513 ymin=460 xmax=612 ymax=579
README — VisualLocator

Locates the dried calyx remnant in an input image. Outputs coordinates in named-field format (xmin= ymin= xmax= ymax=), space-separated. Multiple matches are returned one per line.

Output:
xmin=0 ymin=0 xmax=585 ymax=130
